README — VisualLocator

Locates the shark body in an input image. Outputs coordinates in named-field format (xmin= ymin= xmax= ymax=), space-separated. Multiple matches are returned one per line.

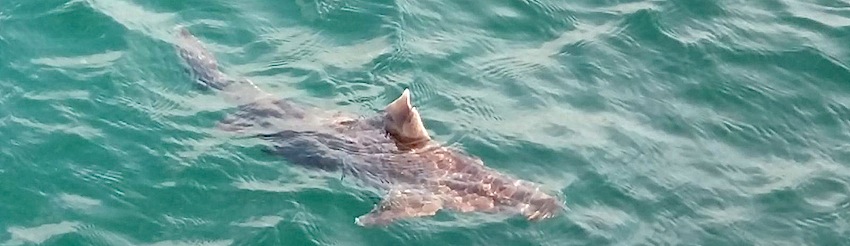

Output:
xmin=174 ymin=27 xmax=562 ymax=226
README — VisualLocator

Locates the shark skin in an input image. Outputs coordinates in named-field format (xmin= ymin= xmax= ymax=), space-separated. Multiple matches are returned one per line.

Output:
xmin=174 ymin=27 xmax=563 ymax=226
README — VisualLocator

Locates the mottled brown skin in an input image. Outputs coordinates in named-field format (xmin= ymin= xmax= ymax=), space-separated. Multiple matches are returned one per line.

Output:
xmin=174 ymin=27 xmax=562 ymax=226
xmin=354 ymin=145 xmax=562 ymax=225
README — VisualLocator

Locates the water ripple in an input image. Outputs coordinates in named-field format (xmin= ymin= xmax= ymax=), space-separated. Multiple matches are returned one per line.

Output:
xmin=3 ymin=0 xmax=850 ymax=245
xmin=5 ymin=221 xmax=81 ymax=245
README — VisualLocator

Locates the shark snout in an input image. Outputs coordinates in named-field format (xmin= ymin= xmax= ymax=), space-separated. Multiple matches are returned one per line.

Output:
xmin=524 ymin=197 xmax=562 ymax=221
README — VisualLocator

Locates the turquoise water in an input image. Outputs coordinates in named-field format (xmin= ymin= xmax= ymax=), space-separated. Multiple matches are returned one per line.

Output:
xmin=2 ymin=0 xmax=850 ymax=245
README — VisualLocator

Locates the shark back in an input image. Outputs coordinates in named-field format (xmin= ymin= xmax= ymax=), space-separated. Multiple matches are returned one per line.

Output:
xmin=173 ymin=27 xmax=562 ymax=227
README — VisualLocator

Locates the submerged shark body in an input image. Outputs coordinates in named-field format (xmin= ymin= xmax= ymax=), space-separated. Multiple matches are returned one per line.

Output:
xmin=174 ymin=27 xmax=562 ymax=226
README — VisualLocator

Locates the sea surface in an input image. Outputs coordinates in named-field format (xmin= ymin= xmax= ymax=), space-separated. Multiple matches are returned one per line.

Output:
xmin=2 ymin=0 xmax=850 ymax=245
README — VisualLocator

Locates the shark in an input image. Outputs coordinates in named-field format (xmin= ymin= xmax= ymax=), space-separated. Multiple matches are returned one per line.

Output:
xmin=173 ymin=27 xmax=563 ymax=226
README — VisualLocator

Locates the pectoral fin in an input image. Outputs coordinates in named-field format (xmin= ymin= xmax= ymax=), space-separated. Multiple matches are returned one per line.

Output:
xmin=355 ymin=188 xmax=444 ymax=227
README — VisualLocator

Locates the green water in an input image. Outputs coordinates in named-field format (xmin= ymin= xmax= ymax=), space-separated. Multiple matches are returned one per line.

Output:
xmin=2 ymin=0 xmax=850 ymax=245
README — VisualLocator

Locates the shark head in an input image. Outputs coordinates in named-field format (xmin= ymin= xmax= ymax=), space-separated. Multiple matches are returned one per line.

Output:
xmin=383 ymin=89 xmax=431 ymax=148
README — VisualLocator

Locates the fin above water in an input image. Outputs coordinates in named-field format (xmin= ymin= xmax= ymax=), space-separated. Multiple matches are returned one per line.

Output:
xmin=383 ymin=89 xmax=431 ymax=146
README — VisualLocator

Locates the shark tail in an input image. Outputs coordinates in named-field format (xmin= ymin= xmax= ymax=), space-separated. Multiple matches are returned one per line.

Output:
xmin=174 ymin=26 xmax=233 ymax=90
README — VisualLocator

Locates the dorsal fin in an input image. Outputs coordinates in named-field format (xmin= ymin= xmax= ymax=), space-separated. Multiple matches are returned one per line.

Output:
xmin=384 ymin=89 xmax=431 ymax=147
